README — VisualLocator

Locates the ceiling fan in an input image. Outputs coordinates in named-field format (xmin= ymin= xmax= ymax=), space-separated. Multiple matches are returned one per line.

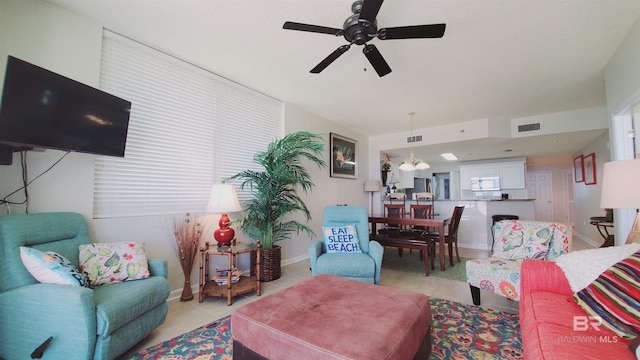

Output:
xmin=283 ymin=0 xmax=446 ymax=77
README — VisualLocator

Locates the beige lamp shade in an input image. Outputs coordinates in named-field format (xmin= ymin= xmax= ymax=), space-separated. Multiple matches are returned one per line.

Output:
xmin=364 ymin=180 xmax=381 ymax=192
xmin=205 ymin=184 xmax=242 ymax=213
xmin=600 ymin=159 xmax=640 ymax=209
xmin=600 ymin=159 xmax=640 ymax=244
xmin=205 ymin=183 xmax=242 ymax=246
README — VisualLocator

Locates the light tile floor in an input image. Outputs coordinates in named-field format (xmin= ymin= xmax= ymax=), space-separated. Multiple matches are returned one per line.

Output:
xmin=123 ymin=237 xmax=594 ymax=355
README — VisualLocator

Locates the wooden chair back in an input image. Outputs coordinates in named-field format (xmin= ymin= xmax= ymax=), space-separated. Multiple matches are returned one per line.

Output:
xmin=410 ymin=204 xmax=433 ymax=219
xmin=448 ymin=206 xmax=465 ymax=238
xmin=384 ymin=204 xmax=405 ymax=218
xmin=414 ymin=192 xmax=434 ymax=205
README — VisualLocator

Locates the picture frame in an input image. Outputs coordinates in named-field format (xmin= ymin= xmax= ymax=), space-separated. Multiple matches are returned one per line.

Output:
xmin=574 ymin=155 xmax=584 ymax=183
xmin=330 ymin=132 xmax=357 ymax=179
xmin=583 ymin=152 xmax=596 ymax=185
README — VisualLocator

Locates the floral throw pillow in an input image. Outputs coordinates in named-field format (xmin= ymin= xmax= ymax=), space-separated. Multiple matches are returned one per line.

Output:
xmin=493 ymin=221 xmax=553 ymax=260
xmin=79 ymin=242 xmax=149 ymax=287
xmin=20 ymin=247 xmax=89 ymax=287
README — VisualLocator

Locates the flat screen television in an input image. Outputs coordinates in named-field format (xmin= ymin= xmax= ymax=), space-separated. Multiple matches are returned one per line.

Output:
xmin=0 ymin=56 xmax=131 ymax=157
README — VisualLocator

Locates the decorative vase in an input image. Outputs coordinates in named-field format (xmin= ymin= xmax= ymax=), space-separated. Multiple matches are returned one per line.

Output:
xmin=180 ymin=275 xmax=194 ymax=302
xmin=250 ymin=244 xmax=282 ymax=282
xmin=381 ymin=171 xmax=388 ymax=186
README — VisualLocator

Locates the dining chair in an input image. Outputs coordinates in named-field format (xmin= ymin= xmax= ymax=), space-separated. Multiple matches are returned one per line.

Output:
xmin=424 ymin=206 xmax=464 ymax=269
xmin=414 ymin=192 xmax=434 ymax=206
xmin=379 ymin=203 xmax=405 ymax=237
xmin=410 ymin=204 xmax=432 ymax=219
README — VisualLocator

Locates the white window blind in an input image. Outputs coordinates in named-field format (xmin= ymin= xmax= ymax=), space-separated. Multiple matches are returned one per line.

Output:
xmin=94 ymin=31 xmax=282 ymax=218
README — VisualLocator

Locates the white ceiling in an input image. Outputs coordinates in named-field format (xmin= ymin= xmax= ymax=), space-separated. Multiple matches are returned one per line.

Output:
xmin=45 ymin=0 xmax=640 ymax=165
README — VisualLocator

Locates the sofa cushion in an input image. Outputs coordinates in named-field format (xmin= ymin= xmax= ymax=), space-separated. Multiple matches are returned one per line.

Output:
xmin=534 ymin=322 xmax=633 ymax=360
xmin=79 ymin=242 xmax=150 ymax=287
xmin=19 ymin=247 xmax=89 ymax=287
xmin=93 ymin=275 xmax=170 ymax=336
xmin=528 ymin=290 xmax=587 ymax=328
xmin=322 ymin=225 xmax=362 ymax=254
xmin=523 ymin=290 xmax=634 ymax=359
xmin=493 ymin=220 xmax=553 ymax=260
xmin=571 ymin=250 xmax=640 ymax=340
xmin=315 ymin=252 xmax=375 ymax=282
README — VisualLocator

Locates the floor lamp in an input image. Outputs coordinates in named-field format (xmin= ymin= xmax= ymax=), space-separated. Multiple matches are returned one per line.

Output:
xmin=364 ymin=180 xmax=381 ymax=215
xmin=600 ymin=159 xmax=640 ymax=244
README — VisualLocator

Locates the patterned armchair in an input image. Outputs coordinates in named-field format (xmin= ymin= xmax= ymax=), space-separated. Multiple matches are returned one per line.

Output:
xmin=465 ymin=220 xmax=572 ymax=305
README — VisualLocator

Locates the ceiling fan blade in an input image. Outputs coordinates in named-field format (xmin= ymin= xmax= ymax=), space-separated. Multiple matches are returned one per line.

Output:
xmin=283 ymin=21 xmax=343 ymax=36
xmin=310 ymin=45 xmax=351 ymax=74
xmin=363 ymin=44 xmax=391 ymax=77
xmin=378 ymin=24 xmax=446 ymax=40
xmin=359 ymin=0 xmax=384 ymax=23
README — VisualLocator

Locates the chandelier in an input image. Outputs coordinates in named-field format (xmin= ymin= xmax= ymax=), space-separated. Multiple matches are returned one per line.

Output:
xmin=399 ymin=112 xmax=429 ymax=171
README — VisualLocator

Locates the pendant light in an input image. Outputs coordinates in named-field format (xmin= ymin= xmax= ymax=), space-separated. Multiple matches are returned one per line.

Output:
xmin=399 ymin=112 xmax=430 ymax=171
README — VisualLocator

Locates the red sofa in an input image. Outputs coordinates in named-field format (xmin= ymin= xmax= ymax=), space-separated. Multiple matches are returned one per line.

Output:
xmin=520 ymin=259 xmax=635 ymax=359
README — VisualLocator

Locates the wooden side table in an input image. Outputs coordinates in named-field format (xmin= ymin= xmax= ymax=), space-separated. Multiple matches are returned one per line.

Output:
xmin=199 ymin=239 xmax=261 ymax=305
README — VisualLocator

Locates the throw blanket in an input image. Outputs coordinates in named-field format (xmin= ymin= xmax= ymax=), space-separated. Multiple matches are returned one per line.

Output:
xmin=556 ymin=243 xmax=640 ymax=291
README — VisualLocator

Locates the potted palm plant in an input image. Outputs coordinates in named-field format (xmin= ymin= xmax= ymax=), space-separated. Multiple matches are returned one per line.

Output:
xmin=225 ymin=131 xmax=326 ymax=281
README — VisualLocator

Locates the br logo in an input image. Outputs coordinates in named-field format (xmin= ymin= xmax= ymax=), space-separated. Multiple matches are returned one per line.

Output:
xmin=573 ymin=316 xmax=603 ymax=331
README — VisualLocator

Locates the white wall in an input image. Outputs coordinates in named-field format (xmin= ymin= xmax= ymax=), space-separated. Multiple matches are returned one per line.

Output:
xmin=0 ymin=0 xmax=369 ymax=298
xmin=570 ymin=132 xmax=611 ymax=246
xmin=604 ymin=16 xmax=640 ymax=245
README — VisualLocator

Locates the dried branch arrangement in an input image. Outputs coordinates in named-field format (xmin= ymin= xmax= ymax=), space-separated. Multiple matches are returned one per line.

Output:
xmin=171 ymin=212 xmax=206 ymax=301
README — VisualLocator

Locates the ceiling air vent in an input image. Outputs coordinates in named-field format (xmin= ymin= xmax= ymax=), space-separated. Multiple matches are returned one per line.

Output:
xmin=407 ymin=135 xmax=422 ymax=143
xmin=518 ymin=123 xmax=541 ymax=133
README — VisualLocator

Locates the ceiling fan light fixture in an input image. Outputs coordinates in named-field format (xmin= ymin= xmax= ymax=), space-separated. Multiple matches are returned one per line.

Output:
xmin=399 ymin=161 xmax=415 ymax=171
xmin=415 ymin=161 xmax=430 ymax=170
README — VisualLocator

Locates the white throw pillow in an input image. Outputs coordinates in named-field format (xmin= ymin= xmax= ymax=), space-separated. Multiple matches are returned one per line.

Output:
xmin=20 ymin=247 xmax=89 ymax=287
xmin=556 ymin=243 xmax=640 ymax=292
xmin=323 ymin=225 xmax=362 ymax=254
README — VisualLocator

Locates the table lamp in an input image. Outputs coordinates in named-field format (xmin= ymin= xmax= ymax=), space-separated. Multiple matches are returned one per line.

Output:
xmin=205 ymin=183 xmax=242 ymax=246
xmin=364 ymin=180 xmax=381 ymax=215
xmin=600 ymin=158 xmax=640 ymax=244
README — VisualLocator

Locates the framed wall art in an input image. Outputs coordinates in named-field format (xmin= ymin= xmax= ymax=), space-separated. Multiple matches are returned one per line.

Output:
xmin=583 ymin=152 xmax=596 ymax=185
xmin=573 ymin=155 xmax=584 ymax=183
xmin=330 ymin=132 xmax=357 ymax=179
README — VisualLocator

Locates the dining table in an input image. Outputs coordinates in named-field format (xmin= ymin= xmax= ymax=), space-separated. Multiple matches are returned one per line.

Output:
xmin=368 ymin=214 xmax=451 ymax=272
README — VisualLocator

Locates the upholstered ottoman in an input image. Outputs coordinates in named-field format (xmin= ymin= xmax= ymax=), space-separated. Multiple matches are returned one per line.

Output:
xmin=232 ymin=274 xmax=432 ymax=360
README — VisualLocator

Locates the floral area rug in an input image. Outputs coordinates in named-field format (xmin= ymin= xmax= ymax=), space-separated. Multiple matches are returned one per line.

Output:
xmin=122 ymin=298 xmax=522 ymax=360
xmin=430 ymin=298 xmax=522 ymax=359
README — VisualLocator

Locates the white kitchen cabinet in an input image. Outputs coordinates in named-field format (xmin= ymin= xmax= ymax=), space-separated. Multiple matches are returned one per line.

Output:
xmin=459 ymin=160 xmax=526 ymax=190
xmin=499 ymin=162 xmax=526 ymax=189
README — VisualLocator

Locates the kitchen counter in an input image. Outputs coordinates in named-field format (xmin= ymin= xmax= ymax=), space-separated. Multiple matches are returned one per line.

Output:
xmin=381 ymin=198 xmax=535 ymax=250
xmin=432 ymin=199 xmax=535 ymax=202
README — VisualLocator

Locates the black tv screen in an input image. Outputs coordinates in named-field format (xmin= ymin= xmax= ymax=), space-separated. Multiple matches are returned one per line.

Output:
xmin=0 ymin=56 xmax=131 ymax=157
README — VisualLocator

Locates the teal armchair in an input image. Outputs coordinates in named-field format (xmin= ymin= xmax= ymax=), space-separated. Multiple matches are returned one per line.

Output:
xmin=0 ymin=212 xmax=170 ymax=360
xmin=309 ymin=206 xmax=383 ymax=284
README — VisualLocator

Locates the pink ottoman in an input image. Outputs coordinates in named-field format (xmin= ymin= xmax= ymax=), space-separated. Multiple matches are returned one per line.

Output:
xmin=232 ymin=274 xmax=432 ymax=360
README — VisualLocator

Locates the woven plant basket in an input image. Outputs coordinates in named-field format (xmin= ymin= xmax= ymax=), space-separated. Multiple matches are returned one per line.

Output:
xmin=251 ymin=244 xmax=281 ymax=282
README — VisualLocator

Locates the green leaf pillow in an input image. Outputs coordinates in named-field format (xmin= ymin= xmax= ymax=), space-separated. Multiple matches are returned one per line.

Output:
xmin=79 ymin=242 xmax=150 ymax=287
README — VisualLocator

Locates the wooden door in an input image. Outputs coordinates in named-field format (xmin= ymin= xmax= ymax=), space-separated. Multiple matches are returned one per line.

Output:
xmin=527 ymin=171 xmax=554 ymax=222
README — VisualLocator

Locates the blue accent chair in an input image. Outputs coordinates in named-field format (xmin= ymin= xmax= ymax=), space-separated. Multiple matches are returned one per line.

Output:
xmin=309 ymin=206 xmax=384 ymax=284
xmin=0 ymin=212 xmax=170 ymax=360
